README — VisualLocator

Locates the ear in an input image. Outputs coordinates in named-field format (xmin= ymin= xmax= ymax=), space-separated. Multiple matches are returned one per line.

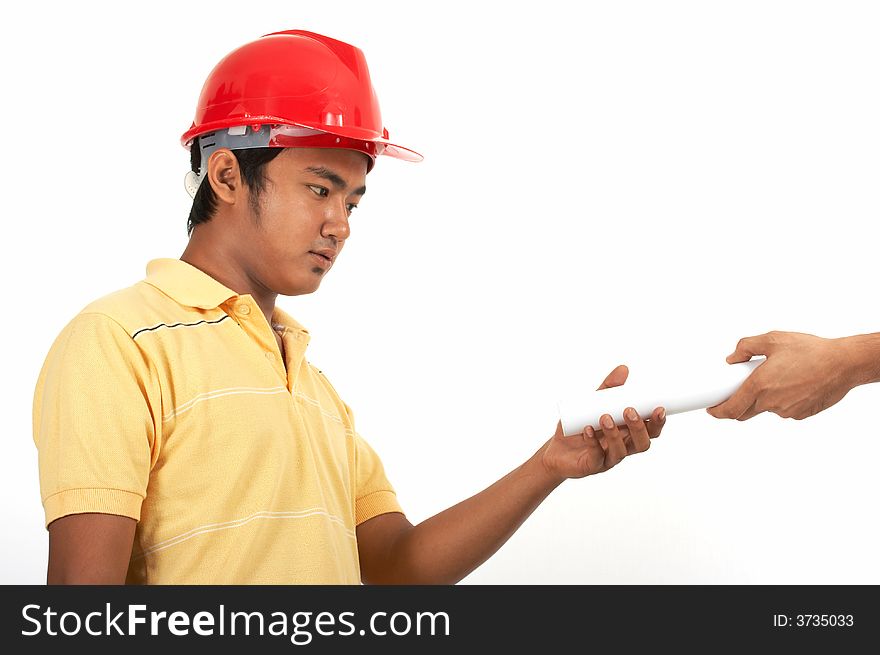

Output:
xmin=206 ymin=148 xmax=241 ymax=205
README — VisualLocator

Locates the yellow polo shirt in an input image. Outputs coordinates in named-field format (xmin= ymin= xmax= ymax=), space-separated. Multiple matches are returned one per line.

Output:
xmin=32 ymin=258 xmax=403 ymax=584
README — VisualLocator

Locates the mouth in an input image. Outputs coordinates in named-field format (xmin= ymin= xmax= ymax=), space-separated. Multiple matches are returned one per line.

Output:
xmin=309 ymin=251 xmax=333 ymax=267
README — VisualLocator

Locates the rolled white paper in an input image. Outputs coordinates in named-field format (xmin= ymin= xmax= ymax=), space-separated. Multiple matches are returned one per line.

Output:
xmin=557 ymin=357 xmax=766 ymax=436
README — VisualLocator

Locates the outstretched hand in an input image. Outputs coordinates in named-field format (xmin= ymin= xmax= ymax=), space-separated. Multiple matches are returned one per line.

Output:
xmin=706 ymin=331 xmax=856 ymax=421
xmin=541 ymin=365 xmax=666 ymax=482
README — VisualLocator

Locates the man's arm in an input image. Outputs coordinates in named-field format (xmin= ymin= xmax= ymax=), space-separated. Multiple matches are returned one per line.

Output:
xmin=357 ymin=365 xmax=666 ymax=584
xmin=842 ymin=332 xmax=880 ymax=386
xmin=47 ymin=513 xmax=136 ymax=584
xmin=707 ymin=331 xmax=880 ymax=421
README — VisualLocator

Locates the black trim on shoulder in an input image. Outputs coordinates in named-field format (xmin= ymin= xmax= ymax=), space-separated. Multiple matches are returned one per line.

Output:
xmin=132 ymin=314 xmax=232 ymax=339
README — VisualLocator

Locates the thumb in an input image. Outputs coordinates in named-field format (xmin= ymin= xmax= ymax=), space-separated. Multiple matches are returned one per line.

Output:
xmin=726 ymin=334 xmax=771 ymax=364
xmin=598 ymin=364 xmax=628 ymax=390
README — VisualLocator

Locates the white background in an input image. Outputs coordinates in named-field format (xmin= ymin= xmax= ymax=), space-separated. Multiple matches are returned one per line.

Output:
xmin=2 ymin=0 xmax=878 ymax=584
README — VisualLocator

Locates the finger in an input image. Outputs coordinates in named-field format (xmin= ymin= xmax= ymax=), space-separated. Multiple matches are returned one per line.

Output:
xmin=619 ymin=427 xmax=636 ymax=454
xmin=598 ymin=424 xmax=630 ymax=447
xmin=706 ymin=402 xmax=726 ymax=418
xmin=581 ymin=424 xmax=596 ymax=445
xmin=578 ymin=426 xmax=606 ymax=475
xmin=726 ymin=333 xmax=774 ymax=364
xmin=579 ymin=424 xmax=595 ymax=449
xmin=645 ymin=406 xmax=666 ymax=438
xmin=595 ymin=423 xmax=629 ymax=447
xmin=736 ymin=400 xmax=760 ymax=421
xmin=597 ymin=364 xmax=629 ymax=391
xmin=623 ymin=407 xmax=651 ymax=453
xmin=600 ymin=414 xmax=627 ymax=467
xmin=584 ymin=425 xmax=606 ymax=449
xmin=706 ymin=373 xmax=759 ymax=419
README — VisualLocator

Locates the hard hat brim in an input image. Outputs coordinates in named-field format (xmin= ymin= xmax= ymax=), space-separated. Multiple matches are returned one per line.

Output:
xmin=182 ymin=118 xmax=423 ymax=164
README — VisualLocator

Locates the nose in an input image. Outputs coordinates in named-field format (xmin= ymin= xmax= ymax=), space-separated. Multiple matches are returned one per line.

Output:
xmin=321 ymin=202 xmax=351 ymax=241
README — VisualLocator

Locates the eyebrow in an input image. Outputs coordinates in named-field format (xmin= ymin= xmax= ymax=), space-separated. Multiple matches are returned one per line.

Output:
xmin=303 ymin=166 xmax=367 ymax=196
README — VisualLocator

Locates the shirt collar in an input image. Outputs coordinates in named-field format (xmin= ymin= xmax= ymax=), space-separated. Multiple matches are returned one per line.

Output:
xmin=143 ymin=258 xmax=311 ymax=337
xmin=145 ymin=258 xmax=238 ymax=309
xmin=271 ymin=304 xmax=310 ymax=338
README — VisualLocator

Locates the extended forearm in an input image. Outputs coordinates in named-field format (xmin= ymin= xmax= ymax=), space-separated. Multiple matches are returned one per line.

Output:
xmin=839 ymin=332 xmax=880 ymax=387
xmin=387 ymin=442 xmax=562 ymax=584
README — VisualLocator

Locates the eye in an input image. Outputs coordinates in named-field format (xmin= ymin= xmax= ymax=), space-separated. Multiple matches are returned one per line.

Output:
xmin=346 ymin=204 xmax=359 ymax=214
xmin=308 ymin=185 xmax=329 ymax=197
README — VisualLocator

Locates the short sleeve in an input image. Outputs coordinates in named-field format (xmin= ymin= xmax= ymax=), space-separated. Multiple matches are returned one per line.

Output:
xmin=32 ymin=312 xmax=161 ymax=528
xmin=340 ymin=400 xmax=404 ymax=525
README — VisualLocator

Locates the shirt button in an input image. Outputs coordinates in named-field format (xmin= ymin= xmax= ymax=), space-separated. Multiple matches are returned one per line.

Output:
xmin=235 ymin=303 xmax=251 ymax=317
xmin=265 ymin=351 xmax=275 ymax=360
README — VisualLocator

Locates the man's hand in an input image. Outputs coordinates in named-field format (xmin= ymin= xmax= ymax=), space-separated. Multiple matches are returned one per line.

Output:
xmin=706 ymin=331 xmax=856 ymax=421
xmin=542 ymin=364 xmax=666 ymax=481
xmin=357 ymin=364 xmax=667 ymax=584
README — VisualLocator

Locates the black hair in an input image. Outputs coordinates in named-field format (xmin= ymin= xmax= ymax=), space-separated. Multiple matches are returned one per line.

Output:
xmin=187 ymin=136 xmax=285 ymax=237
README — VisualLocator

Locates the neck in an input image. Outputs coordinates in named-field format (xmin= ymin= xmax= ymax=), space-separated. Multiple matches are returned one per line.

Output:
xmin=180 ymin=235 xmax=278 ymax=328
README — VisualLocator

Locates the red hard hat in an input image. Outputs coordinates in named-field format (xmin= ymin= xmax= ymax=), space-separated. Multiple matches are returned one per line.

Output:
xmin=180 ymin=30 xmax=422 ymax=171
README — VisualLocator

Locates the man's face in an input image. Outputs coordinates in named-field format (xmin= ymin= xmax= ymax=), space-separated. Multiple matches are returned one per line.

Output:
xmin=243 ymin=147 xmax=369 ymax=297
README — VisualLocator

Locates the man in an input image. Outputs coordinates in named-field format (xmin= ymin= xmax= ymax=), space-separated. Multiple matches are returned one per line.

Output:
xmin=707 ymin=330 xmax=880 ymax=421
xmin=33 ymin=30 xmax=666 ymax=584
